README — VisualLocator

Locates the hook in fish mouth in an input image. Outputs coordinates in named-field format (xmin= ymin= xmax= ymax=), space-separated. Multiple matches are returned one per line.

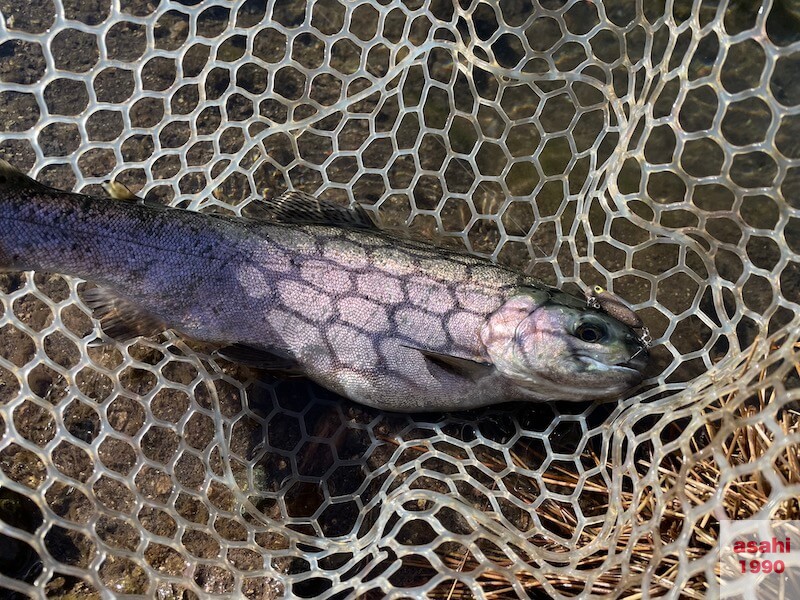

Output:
xmin=623 ymin=348 xmax=649 ymax=373
xmin=637 ymin=326 xmax=653 ymax=348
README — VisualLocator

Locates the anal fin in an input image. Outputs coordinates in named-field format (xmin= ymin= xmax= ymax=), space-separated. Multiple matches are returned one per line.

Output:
xmin=81 ymin=287 xmax=168 ymax=341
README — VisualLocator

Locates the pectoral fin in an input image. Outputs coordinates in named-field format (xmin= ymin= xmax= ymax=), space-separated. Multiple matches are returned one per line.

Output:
xmin=403 ymin=345 xmax=494 ymax=381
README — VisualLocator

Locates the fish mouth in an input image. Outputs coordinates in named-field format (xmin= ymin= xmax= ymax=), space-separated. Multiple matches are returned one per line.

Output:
xmin=612 ymin=363 xmax=643 ymax=376
xmin=578 ymin=354 xmax=647 ymax=377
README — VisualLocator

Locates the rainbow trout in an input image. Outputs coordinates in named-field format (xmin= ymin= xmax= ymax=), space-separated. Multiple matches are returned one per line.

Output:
xmin=0 ymin=161 xmax=648 ymax=411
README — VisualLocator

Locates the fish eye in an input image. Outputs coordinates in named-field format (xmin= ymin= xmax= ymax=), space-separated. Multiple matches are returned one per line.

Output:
xmin=575 ymin=322 xmax=606 ymax=344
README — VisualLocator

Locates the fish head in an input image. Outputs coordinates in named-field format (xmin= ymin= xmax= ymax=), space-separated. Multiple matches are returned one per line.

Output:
xmin=481 ymin=290 xmax=649 ymax=401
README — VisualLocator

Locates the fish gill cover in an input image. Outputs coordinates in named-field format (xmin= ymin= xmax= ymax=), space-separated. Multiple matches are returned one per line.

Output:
xmin=0 ymin=0 xmax=797 ymax=598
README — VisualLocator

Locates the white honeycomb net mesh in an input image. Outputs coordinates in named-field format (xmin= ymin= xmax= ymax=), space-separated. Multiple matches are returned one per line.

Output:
xmin=0 ymin=0 xmax=798 ymax=597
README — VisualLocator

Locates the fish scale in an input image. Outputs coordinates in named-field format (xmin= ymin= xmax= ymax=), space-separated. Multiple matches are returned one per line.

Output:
xmin=0 ymin=161 xmax=648 ymax=411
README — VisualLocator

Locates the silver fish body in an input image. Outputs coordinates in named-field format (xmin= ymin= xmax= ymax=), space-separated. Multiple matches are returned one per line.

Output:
xmin=0 ymin=162 xmax=648 ymax=411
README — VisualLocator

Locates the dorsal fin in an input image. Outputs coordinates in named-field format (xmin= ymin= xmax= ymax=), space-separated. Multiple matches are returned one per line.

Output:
xmin=249 ymin=189 xmax=475 ymax=255
xmin=0 ymin=160 xmax=53 ymax=193
xmin=244 ymin=190 xmax=378 ymax=229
